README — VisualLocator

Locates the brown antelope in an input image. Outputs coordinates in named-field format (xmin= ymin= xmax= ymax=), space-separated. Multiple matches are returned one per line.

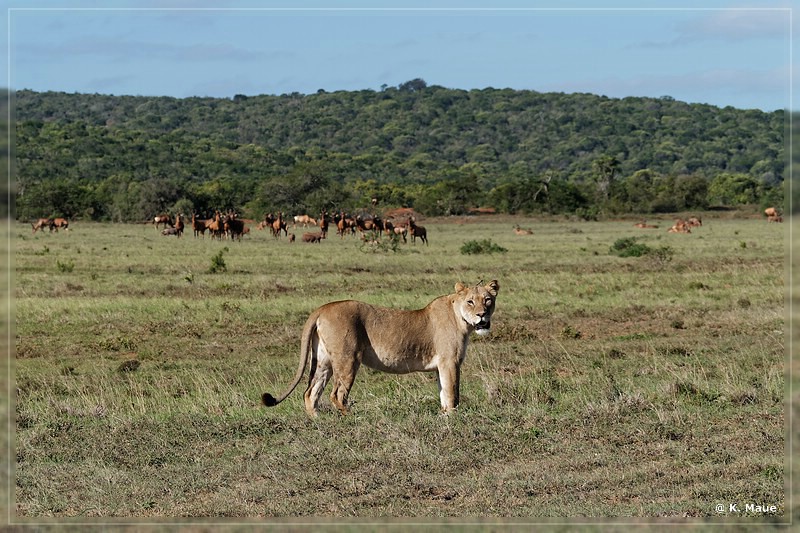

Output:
xmin=224 ymin=212 xmax=245 ymax=241
xmin=270 ymin=212 xmax=287 ymax=239
xmin=153 ymin=214 xmax=173 ymax=230
xmin=174 ymin=214 xmax=185 ymax=238
xmin=31 ymin=218 xmax=53 ymax=234
xmin=192 ymin=213 xmax=208 ymax=238
xmin=206 ymin=211 xmax=224 ymax=239
xmin=408 ymin=217 xmax=428 ymax=245
xmin=319 ymin=211 xmax=329 ymax=238
xmin=51 ymin=218 xmax=69 ymax=232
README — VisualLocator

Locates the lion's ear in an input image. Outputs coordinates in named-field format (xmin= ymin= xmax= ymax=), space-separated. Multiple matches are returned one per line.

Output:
xmin=486 ymin=280 xmax=499 ymax=296
xmin=454 ymin=282 xmax=466 ymax=293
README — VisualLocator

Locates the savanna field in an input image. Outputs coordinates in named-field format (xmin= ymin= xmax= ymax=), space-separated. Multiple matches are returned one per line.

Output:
xmin=8 ymin=213 xmax=793 ymax=526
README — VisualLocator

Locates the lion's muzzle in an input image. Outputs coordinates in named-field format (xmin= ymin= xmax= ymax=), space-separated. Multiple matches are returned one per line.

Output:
xmin=474 ymin=319 xmax=492 ymax=336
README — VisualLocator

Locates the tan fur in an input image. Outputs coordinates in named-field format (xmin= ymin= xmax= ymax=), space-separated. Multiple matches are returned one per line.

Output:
xmin=262 ymin=280 xmax=499 ymax=417
xmin=31 ymin=218 xmax=52 ymax=234
xmin=513 ymin=224 xmax=533 ymax=235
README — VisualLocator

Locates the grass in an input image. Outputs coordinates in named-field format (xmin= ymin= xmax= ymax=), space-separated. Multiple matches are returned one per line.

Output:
xmin=10 ymin=214 xmax=790 ymax=524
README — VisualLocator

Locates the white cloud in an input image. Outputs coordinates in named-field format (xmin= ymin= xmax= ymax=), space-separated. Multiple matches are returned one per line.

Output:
xmin=675 ymin=7 xmax=790 ymax=43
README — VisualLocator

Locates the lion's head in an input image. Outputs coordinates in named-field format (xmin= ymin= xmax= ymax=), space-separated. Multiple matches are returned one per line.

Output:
xmin=455 ymin=280 xmax=499 ymax=336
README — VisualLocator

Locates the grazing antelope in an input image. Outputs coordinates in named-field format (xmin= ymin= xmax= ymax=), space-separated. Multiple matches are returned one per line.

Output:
xmin=31 ymin=218 xmax=53 ymax=234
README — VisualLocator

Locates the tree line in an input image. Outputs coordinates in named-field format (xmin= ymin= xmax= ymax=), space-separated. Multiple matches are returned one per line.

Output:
xmin=12 ymin=81 xmax=786 ymax=222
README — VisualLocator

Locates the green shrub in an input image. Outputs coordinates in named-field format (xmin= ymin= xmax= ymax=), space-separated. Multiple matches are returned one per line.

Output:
xmin=208 ymin=248 xmax=228 ymax=273
xmin=610 ymin=237 xmax=651 ymax=257
xmin=460 ymin=239 xmax=508 ymax=255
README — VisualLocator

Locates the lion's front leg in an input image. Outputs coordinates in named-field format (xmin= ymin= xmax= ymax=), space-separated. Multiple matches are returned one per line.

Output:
xmin=436 ymin=363 xmax=461 ymax=413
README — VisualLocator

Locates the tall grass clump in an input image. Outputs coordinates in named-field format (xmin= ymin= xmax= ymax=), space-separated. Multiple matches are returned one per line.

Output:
xmin=56 ymin=259 xmax=74 ymax=273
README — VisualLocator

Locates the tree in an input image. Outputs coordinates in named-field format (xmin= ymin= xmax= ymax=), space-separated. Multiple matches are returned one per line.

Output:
xmin=592 ymin=155 xmax=620 ymax=204
xmin=398 ymin=78 xmax=427 ymax=92
xmin=674 ymin=174 xmax=709 ymax=210
xmin=708 ymin=173 xmax=760 ymax=206
xmin=623 ymin=169 xmax=658 ymax=212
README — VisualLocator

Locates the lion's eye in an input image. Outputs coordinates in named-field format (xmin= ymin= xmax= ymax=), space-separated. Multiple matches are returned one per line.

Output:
xmin=467 ymin=300 xmax=474 ymax=306
xmin=485 ymin=298 xmax=493 ymax=306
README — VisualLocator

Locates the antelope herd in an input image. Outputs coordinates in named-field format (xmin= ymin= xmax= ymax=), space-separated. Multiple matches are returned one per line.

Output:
xmin=28 ymin=206 xmax=786 ymax=243
xmin=141 ymin=209 xmax=431 ymax=246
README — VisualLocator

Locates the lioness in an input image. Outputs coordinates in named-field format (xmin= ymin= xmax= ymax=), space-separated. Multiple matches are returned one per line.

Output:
xmin=263 ymin=280 xmax=499 ymax=417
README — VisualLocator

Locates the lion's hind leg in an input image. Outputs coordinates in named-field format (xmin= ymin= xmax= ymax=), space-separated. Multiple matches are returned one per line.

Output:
xmin=303 ymin=337 xmax=332 ymax=417
xmin=330 ymin=356 xmax=361 ymax=415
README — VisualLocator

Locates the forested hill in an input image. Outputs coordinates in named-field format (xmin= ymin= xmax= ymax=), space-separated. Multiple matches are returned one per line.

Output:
xmin=14 ymin=82 xmax=785 ymax=222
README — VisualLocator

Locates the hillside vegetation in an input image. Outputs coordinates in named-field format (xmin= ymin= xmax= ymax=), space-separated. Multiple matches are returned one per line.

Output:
xmin=13 ymin=81 xmax=785 ymax=221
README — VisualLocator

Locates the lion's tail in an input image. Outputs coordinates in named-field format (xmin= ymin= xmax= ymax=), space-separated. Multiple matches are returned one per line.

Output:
xmin=261 ymin=310 xmax=319 ymax=408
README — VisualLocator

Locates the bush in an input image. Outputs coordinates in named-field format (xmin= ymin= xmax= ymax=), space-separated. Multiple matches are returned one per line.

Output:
xmin=208 ymin=248 xmax=228 ymax=273
xmin=609 ymin=237 xmax=651 ymax=257
xmin=610 ymin=237 xmax=674 ymax=267
xmin=460 ymin=239 xmax=508 ymax=255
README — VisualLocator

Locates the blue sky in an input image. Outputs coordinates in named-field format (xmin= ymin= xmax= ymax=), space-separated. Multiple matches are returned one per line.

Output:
xmin=2 ymin=1 xmax=795 ymax=111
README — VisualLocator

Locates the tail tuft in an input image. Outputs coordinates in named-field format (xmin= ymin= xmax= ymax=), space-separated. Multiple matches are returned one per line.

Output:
xmin=262 ymin=393 xmax=278 ymax=407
